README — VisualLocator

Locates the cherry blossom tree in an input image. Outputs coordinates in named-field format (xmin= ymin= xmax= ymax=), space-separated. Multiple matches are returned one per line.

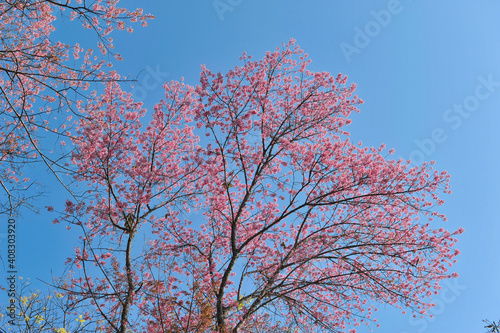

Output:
xmin=53 ymin=40 xmax=463 ymax=333
xmin=0 ymin=0 xmax=153 ymax=215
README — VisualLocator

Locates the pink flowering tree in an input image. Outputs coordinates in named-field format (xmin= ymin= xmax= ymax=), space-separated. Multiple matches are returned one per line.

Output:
xmin=0 ymin=0 xmax=153 ymax=215
xmin=56 ymin=40 xmax=463 ymax=333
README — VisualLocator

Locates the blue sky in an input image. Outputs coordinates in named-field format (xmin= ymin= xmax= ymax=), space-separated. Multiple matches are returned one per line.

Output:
xmin=2 ymin=1 xmax=499 ymax=332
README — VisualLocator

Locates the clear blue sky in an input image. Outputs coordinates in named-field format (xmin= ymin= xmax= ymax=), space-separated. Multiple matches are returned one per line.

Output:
xmin=2 ymin=1 xmax=499 ymax=332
